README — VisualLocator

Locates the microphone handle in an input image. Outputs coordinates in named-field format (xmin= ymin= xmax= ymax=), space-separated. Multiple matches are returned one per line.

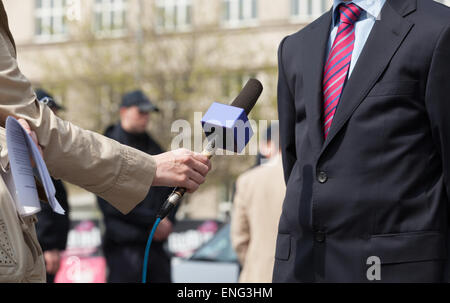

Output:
xmin=156 ymin=139 xmax=216 ymax=219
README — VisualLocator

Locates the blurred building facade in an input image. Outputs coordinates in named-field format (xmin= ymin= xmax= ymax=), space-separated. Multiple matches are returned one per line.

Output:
xmin=3 ymin=0 xmax=450 ymax=220
xmin=5 ymin=0 xmax=450 ymax=126
xmin=4 ymin=0 xmax=337 ymax=124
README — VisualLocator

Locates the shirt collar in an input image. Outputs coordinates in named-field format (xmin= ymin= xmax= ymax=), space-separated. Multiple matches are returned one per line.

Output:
xmin=332 ymin=0 xmax=386 ymax=26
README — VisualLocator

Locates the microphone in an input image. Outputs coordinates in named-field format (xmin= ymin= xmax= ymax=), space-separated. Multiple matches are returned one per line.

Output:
xmin=230 ymin=78 xmax=263 ymax=115
xmin=156 ymin=79 xmax=263 ymax=219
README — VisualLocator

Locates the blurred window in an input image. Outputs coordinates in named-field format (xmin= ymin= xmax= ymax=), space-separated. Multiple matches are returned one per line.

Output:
xmin=155 ymin=0 xmax=192 ymax=33
xmin=93 ymin=0 xmax=128 ymax=36
xmin=35 ymin=0 xmax=68 ymax=41
xmin=290 ymin=0 xmax=330 ymax=22
xmin=222 ymin=0 xmax=258 ymax=28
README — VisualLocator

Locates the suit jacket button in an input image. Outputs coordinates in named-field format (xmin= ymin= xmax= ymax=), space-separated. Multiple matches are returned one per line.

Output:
xmin=315 ymin=231 xmax=326 ymax=243
xmin=317 ymin=171 xmax=328 ymax=183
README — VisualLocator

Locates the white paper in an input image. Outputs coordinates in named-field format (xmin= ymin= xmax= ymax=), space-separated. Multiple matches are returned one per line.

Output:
xmin=6 ymin=117 xmax=65 ymax=216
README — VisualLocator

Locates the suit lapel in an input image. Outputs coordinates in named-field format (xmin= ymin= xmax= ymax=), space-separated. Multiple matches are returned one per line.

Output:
xmin=319 ymin=0 xmax=415 ymax=156
xmin=302 ymin=10 xmax=333 ymax=153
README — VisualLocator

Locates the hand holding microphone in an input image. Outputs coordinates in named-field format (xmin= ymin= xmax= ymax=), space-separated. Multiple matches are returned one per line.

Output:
xmin=156 ymin=79 xmax=263 ymax=219
xmin=143 ymin=79 xmax=263 ymax=283
xmin=151 ymin=148 xmax=211 ymax=193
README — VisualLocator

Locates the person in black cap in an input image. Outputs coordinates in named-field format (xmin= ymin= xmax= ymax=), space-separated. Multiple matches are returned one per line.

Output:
xmin=35 ymin=89 xmax=65 ymax=112
xmin=97 ymin=90 xmax=176 ymax=283
xmin=34 ymin=88 xmax=71 ymax=283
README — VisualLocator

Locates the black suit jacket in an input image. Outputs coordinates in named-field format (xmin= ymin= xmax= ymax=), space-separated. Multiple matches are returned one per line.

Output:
xmin=274 ymin=0 xmax=450 ymax=282
xmin=36 ymin=178 xmax=70 ymax=251
xmin=97 ymin=124 xmax=175 ymax=246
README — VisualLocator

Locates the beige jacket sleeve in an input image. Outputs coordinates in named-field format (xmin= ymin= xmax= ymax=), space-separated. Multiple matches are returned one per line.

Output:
xmin=0 ymin=3 xmax=156 ymax=214
xmin=230 ymin=174 xmax=251 ymax=265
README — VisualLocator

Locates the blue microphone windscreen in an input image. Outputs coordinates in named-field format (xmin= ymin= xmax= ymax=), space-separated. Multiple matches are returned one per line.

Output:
xmin=201 ymin=102 xmax=253 ymax=153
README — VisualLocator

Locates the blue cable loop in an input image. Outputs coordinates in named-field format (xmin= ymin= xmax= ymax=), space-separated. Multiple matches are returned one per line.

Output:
xmin=142 ymin=217 xmax=161 ymax=283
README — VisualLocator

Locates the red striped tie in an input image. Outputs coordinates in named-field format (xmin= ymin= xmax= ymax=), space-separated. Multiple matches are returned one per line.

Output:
xmin=323 ymin=3 xmax=362 ymax=139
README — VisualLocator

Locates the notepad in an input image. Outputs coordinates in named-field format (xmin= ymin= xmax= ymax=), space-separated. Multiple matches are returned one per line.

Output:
xmin=5 ymin=116 xmax=65 ymax=216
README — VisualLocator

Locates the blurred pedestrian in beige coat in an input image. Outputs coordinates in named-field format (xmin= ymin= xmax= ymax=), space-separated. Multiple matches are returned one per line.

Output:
xmin=0 ymin=1 xmax=210 ymax=283
xmin=231 ymin=123 xmax=285 ymax=283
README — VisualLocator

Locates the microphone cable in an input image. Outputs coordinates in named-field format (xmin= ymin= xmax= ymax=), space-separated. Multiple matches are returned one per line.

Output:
xmin=141 ymin=141 xmax=216 ymax=284
xmin=141 ymin=217 xmax=161 ymax=283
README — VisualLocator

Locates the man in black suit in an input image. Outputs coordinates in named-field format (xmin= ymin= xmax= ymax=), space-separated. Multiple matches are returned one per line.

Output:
xmin=97 ymin=90 xmax=176 ymax=283
xmin=274 ymin=0 xmax=450 ymax=282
